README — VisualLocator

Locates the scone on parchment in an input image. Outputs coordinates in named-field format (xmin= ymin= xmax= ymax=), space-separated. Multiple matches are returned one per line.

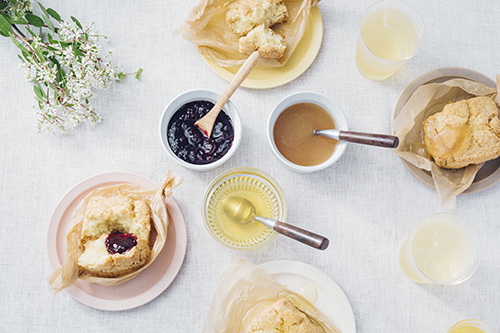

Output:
xmin=78 ymin=195 xmax=151 ymax=278
xmin=246 ymin=298 xmax=319 ymax=333
xmin=239 ymin=24 xmax=286 ymax=58
xmin=422 ymin=96 xmax=500 ymax=169
xmin=226 ymin=0 xmax=288 ymax=36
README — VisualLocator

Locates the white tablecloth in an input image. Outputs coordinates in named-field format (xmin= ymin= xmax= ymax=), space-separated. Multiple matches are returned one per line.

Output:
xmin=1 ymin=0 xmax=499 ymax=332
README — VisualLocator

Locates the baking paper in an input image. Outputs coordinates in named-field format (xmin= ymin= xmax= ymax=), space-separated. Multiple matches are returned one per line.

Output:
xmin=175 ymin=0 xmax=321 ymax=68
xmin=203 ymin=257 xmax=341 ymax=333
xmin=392 ymin=75 xmax=499 ymax=208
xmin=47 ymin=170 xmax=183 ymax=294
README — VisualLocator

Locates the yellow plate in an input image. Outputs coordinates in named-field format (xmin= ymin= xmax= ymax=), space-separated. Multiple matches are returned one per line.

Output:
xmin=201 ymin=6 xmax=323 ymax=89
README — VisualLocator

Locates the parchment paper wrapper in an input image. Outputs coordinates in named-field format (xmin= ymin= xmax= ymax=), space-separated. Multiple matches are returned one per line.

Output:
xmin=392 ymin=75 xmax=500 ymax=208
xmin=47 ymin=171 xmax=183 ymax=294
xmin=203 ymin=257 xmax=341 ymax=333
xmin=174 ymin=0 xmax=321 ymax=68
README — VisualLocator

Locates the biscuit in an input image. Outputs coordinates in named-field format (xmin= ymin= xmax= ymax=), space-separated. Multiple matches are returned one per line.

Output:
xmin=422 ymin=96 xmax=500 ymax=169
xmin=246 ymin=298 xmax=319 ymax=333
xmin=78 ymin=195 xmax=151 ymax=277
xmin=238 ymin=24 xmax=286 ymax=59
xmin=226 ymin=0 xmax=288 ymax=36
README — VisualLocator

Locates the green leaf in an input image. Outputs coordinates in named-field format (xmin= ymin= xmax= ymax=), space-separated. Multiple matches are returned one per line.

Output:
xmin=10 ymin=34 xmax=29 ymax=54
xmin=34 ymin=83 xmax=45 ymax=100
xmin=0 ymin=13 xmax=12 ymax=36
xmin=21 ymin=50 xmax=30 ymax=61
xmin=56 ymin=68 xmax=66 ymax=86
xmin=9 ymin=17 xmax=28 ymax=25
xmin=49 ymin=56 xmax=61 ymax=69
xmin=72 ymin=43 xmax=85 ymax=57
xmin=7 ymin=0 xmax=16 ymax=5
xmin=47 ymin=8 xmax=61 ymax=22
xmin=0 ymin=3 xmax=8 ymax=10
xmin=33 ymin=45 xmax=46 ymax=62
xmin=42 ymin=13 xmax=55 ymax=32
xmin=25 ymin=13 xmax=44 ymax=27
xmin=25 ymin=26 xmax=36 ymax=37
xmin=70 ymin=16 xmax=82 ymax=29
xmin=117 ymin=72 xmax=126 ymax=81
xmin=135 ymin=68 xmax=143 ymax=79
xmin=38 ymin=3 xmax=50 ymax=17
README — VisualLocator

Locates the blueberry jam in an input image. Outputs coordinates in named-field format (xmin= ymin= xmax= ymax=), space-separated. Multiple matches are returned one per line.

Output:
xmin=105 ymin=233 xmax=138 ymax=254
xmin=167 ymin=100 xmax=234 ymax=165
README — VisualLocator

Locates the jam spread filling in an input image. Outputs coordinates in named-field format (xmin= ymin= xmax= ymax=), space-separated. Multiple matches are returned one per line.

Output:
xmin=105 ymin=233 xmax=138 ymax=254
xmin=167 ymin=100 xmax=234 ymax=165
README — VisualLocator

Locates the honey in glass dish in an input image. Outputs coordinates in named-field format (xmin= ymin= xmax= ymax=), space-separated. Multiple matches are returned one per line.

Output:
xmin=273 ymin=103 xmax=338 ymax=166
xmin=203 ymin=168 xmax=286 ymax=250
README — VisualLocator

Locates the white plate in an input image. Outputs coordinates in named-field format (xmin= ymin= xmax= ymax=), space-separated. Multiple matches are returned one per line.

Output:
xmin=46 ymin=171 xmax=187 ymax=311
xmin=260 ymin=260 xmax=356 ymax=333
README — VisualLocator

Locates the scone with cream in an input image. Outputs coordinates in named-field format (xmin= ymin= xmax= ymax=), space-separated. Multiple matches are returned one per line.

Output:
xmin=78 ymin=195 xmax=151 ymax=277
xmin=422 ymin=96 xmax=500 ymax=169
xmin=226 ymin=0 xmax=288 ymax=36
xmin=238 ymin=24 xmax=286 ymax=59
xmin=245 ymin=298 xmax=319 ymax=333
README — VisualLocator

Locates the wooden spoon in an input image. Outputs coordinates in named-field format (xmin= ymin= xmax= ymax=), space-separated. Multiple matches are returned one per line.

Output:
xmin=195 ymin=51 xmax=261 ymax=137
xmin=314 ymin=129 xmax=399 ymax=148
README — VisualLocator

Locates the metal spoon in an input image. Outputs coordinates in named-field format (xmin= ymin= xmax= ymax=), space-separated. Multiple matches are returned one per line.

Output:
xmin=315 ymin=129 xmax=399 ymax=148
xmin=222 ymin=196 xmax=329 ymax=250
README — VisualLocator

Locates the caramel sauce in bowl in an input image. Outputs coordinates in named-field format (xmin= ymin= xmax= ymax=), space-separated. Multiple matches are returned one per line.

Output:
xmin=268 ymin=92 xmax=348 ymax=173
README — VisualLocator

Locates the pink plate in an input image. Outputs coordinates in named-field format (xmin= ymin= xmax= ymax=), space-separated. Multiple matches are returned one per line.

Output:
xmin=46 ymin=171 xmax=187 ymax=311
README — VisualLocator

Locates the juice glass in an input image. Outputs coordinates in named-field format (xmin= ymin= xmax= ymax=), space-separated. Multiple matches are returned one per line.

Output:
xmin=355 ymin=0 xmax=426 ymax=80
xmin=399 ymin=213 xmax=481 ymax=285
xmin=447 ymin=319 xmax=497 ymax=333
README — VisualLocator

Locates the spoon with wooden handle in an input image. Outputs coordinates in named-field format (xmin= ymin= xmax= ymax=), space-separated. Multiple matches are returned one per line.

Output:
xmin=222 ymin=196 xmax=329 ymax=250
xmin=314 ymin=129 xmax=399 ymax=148
xmin=195 ymin=51 xmax=261 ymax=137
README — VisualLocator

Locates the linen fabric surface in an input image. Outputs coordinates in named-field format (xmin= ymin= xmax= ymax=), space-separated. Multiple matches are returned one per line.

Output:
xmin=0 ymin=0 xmax=499 ymax=332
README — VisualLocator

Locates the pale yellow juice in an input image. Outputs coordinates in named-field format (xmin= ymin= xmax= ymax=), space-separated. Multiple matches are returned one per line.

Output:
xmin=399 ymin=216 xmax=479 ymax=284
xmin=356 ymin=8 xmax=419 ymax=80
xmin=447 ymin=320 xmax=496 ymax=333
xmin=449 ymin=326 xmax=486 ymax=333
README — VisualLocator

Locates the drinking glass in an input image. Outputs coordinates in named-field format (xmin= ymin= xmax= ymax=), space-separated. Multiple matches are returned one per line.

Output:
xmin=447 ymin=319 xmax=497 ymax=333
xmin=399 ymin=213 xmax=481 ymax=285
xmin=355 ymin=0 xmax=426 ymax=80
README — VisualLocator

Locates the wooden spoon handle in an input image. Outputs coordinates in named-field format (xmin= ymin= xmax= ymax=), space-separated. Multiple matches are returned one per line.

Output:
xmin=273 ymin=221 xmax=330 ymax=250
xmin=195 ymin=51 xmax=260 ymax=136
xmin=339 ymin=131 xmax=399 ymax=148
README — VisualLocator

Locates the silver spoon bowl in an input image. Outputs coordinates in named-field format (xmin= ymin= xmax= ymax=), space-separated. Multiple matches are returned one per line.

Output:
xmin=222 ymin=196 xmax=329 ymax=250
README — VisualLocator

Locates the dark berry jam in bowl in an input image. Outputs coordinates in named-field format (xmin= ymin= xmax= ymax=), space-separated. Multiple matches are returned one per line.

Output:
xmin=160 ymin=90 xmax=242 ymax=171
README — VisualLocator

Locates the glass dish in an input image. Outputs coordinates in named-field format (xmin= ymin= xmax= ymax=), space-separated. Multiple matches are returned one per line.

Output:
xmin=202 ymin=167 xmax=287 ymax=250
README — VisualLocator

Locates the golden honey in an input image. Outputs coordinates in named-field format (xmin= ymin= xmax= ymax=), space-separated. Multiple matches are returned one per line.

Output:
xmin=203 ymin=168 xmax=286 ymax=250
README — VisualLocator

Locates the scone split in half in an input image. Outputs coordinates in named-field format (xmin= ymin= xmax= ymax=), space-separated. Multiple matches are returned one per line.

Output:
xmin=226 ymin=0 xmax=288 ymax=36
xmin=422 ymin=96 xmax=500 ymax=169
xmin=227 ymin=0 xmax=288 ymax=59
xmin=78 ymin=195 xmax=152 ymax=278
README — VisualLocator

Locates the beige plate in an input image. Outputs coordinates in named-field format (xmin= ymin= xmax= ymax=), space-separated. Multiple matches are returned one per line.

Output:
xmin=392 ymin=67 xmax=500 ymax=194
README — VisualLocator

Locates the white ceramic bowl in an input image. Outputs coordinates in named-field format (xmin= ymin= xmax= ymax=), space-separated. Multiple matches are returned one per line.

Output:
xmin=267 ymin=91 xmax=348 ymax=173
xmin=159 ymin=89 xmax=242 ymax=171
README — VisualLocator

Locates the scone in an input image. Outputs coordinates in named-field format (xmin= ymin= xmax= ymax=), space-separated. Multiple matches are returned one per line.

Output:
xmin=226 ymin=0 xmax=288 ymax=36
xmin=239 ymin=24 xmax=286 ymax=59
xmin=246 ymin=298 xmax=319 ymax=333
xmin=78 ymin=195 xmax=151 ymax=277
xmin=422 ymin=96 xmax=500 ymax=169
